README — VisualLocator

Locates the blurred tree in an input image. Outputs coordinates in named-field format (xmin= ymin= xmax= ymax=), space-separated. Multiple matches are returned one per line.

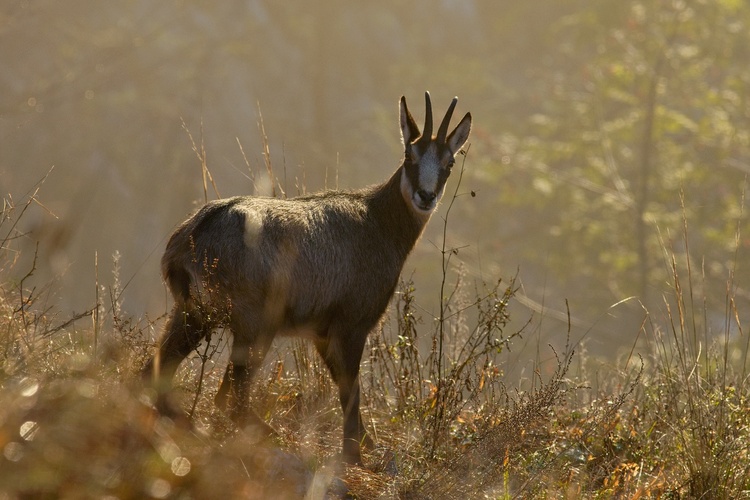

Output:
xmin=0 ymin=0 xmax=493 ymax=313
xmin=479 ymin=0 xmax=750 ymax=328
xmin=3 ymin=0 xmax=749 ymax=357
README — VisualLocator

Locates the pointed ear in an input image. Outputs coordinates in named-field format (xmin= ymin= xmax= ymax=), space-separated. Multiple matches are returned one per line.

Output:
xmin=446 ymin=112 xmax=472 ymax=154
xmin=399 ymin=96 xmax=421 ymax=145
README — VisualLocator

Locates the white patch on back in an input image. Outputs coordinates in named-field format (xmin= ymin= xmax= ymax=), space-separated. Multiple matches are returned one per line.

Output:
xmin=243 ymin=208 xmax=264 ymax=248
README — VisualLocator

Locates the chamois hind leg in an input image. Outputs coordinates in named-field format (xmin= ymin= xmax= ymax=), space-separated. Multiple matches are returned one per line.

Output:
xmin=314 ymin=327 xmax=373 ymax=466
xmin=215 ymin=313 xmax=276 ymax=441
xmin=143 ymin=301 xmax=209 ymax=417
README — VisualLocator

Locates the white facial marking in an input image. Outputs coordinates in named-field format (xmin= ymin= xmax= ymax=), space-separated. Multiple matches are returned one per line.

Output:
xmin=401 ymin=169 xmax=430 ymax=218
xmin=400 ymin=168 xmax=415 ymax=204
xmin=418 ymin=144 xmax=441 ymax=195
xmin=243 ymin=208 xmax=263 ymax=248
xmin=401 ymin=143 xmax=449 ymax=216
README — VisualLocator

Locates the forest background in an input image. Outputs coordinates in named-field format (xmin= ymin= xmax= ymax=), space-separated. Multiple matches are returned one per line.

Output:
xmin=2 ymin=0 xmax=750 ymax=377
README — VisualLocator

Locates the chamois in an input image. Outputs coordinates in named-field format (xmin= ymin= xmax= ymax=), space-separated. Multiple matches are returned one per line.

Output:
xmin=143 ymin=92 xmax=472 ymax=465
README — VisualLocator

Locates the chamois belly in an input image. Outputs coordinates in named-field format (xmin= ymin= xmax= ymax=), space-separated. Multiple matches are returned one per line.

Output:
xmin=276 ymin=324 xmax=322 ymax=340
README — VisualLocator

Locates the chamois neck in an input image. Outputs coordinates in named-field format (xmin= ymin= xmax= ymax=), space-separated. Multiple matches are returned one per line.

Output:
xmin=366 ymin=165 xmax=428 ymax=254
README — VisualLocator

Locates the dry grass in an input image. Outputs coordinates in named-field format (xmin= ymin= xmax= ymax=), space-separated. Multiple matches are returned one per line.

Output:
xmin=2 ymin=185 xmax=749 ymax=499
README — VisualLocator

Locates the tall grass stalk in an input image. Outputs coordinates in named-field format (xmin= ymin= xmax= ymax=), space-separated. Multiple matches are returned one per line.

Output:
xmin=432 ymin=144 xmax=471 ymax=454
xmin=641 ymin=190 xmax=750 ymax=498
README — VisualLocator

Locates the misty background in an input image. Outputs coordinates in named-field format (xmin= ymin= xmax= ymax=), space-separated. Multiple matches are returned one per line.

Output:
xmin=2 ymin=0 xmax=749 ymax=374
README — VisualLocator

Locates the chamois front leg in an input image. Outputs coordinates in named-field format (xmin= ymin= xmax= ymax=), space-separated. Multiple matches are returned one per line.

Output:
xmin=315 ymin=331 xmax=373 ymax=466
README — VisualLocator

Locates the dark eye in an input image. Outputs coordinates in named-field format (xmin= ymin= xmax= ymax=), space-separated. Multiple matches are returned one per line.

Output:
xmin=447 ymin=158 xmax=455 ymax=170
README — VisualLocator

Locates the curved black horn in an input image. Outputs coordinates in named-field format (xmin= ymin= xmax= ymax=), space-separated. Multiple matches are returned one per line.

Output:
xmin=422 ymin=91 xmax=433 ymax=140
xmin=437 ymin=97 xmax=458 ymax=143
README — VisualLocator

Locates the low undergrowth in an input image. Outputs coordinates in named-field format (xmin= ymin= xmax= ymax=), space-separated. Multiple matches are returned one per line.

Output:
xmin=2 ymin=188 xmax=750 ymax=499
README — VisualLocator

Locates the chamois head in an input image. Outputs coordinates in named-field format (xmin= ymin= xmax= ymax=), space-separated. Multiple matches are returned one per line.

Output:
xmin=399 ymin=91 xmax=472 ymax=215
